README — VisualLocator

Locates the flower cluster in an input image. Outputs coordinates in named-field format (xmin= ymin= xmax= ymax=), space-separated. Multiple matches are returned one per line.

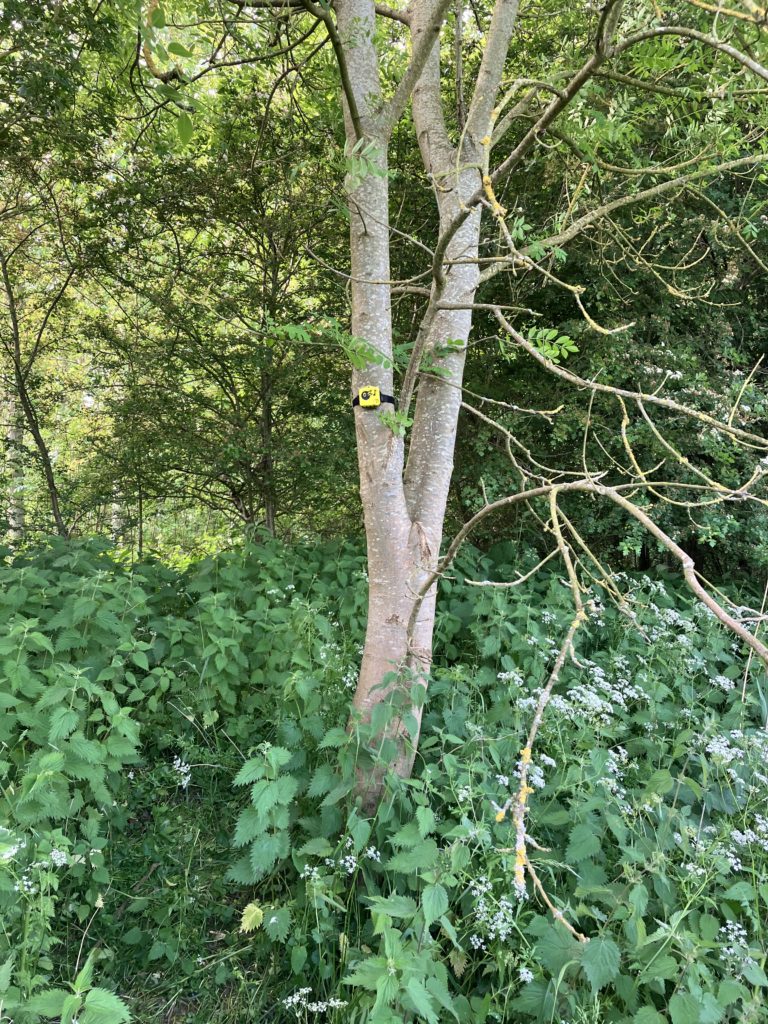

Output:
xmin=718 ymin=921 xmax=757 ymax=980
xmin=712 ymin=674 xmax=735 ymax=693
xmin=13 ymin=872 xmax=37 ymax=896
xmin=469 ymin=876 xmax=522 ymax=942
xmin=282 ymin=988 xmax=348 ymax=1014
xmin=732 ymin=814 xmax=768 ymax=855
xmin=171 ymin=755 xmax=192 ymax=789
xmin=0 ymin=828 xmax=26 ymax=862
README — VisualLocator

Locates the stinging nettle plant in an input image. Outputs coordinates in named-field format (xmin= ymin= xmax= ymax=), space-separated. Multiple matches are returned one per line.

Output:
xmin=131 ymin=0 xmax=768 ymax=811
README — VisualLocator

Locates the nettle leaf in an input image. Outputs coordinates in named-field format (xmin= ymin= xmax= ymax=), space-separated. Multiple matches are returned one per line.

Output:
xmin=635 ymin=1008 xmax=665 ymax=1024
xmin=422 ymin=883 xmax=449 ymax=927
xmin=385 ymin=839 xmax=439 ymax=873
xmin=265 ymin=746 xmax=292 ymax=772
xmin=240 ymin=902 xmax=264 ymax=933
xmin=25 ymin=989 xmax=70 ymax=1015
xmin=404 ymin=978 xmax=438 ymax=1024
xmin=0 ymin=955 xmax=12 ymax=993
xmin=249 ymin=831 xmax=289 ymax=877
xmin=366 ymin=894 xmax=418 ymax=919
xmin=536 ymin=925 xmax=582 ymax=976
xmin=642 ymin=768 xmax=674 ymax=797
xmin=390 ymin=821 xmax=422 ymax=848
xmin=273 ymin=774 xmax=298 ymax=805
xmin=416 ymin=806 xmax=436 ymax=837
xmin=250 ymin=780 xmax=280 ymax=816
xmin=80 ymin=987 xmax=131 ymax=1024
xmin=742 ymin=961 xmax=768 ymax=987
xmin=343 ymin=956 xmax=389 ymax=990
xmin=233 ymin=807 xmax=265 ymax=847
xmin=298 ymin=837 xmax=334 ymax=857
xmin=307 ymin=764 xmax=337 ymax=798
xmin=225 ymin=853 xmax=254 ymax=884
xmin=425 ymin=974 xmax=459 ymax=1021
xmin=565 ymin=823 xmax=601 ymax=863
xmin=319 ymin=726 xmax=349 ymax=749
xmin=263 ymin=907 xmax=292 ymax=943
xmin=233 ymin=758 xmax=265 ymax=786
xmin=61 ymin=994 xmax=83 ymax=1024
xmin=48 ymin=707 xmax=80 ymax=743
xmin=581 ymin=937 xmax=620 ymax=992
xmin=669 ymin=992 xmax=703 ymax=1024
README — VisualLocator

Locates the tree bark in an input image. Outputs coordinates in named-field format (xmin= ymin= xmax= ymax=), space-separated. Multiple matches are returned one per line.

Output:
xmin=340 ymin=0 xmax=520 ymax=803
xmin=4 ymin=396 xmax=25 ymax=543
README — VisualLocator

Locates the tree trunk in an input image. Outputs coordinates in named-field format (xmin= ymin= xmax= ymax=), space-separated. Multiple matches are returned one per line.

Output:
xmin=259 ymin=350 xmax=277 ymax=536
xmin=4 ymin=397 xmax=25 ymax=543
xmin=341 ymin=0 xmax=519 ymax=806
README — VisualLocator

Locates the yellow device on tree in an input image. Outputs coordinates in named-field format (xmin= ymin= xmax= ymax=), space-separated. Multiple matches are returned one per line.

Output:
xmin=352 ymin=386 xmax=395 ymax=410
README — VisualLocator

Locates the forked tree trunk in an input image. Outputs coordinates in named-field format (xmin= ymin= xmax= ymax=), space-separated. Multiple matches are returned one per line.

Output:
xmin=339 ymin=0 xmax=514 ymax=807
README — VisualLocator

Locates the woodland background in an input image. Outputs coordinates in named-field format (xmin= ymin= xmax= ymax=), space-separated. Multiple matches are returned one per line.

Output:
xmin=1 ymin=1 xmax=768 ymax=1023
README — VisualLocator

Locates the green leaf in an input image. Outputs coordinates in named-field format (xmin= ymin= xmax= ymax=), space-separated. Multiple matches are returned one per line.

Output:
xmin=251 ymin=779 xmax=280 ymax=815
xmin=742 ymin=961 xmax=768 ymax=987
xmin=384 ymin=839 xmax=439 ymax=873
xmin=297 ymin=837 xmax=334 ymax=857
xmin=669 ymin=992 xmax=703 ymax=1024
xmin=581 ymin=937 xmax=620 ymax=992
xmin=344 ymin=956 xmax=389 ymax=990
xmin=233 ymin=758 xmax=265 ymax=786
xmin=62 ymin=994 xmax=83 ymax=1024
xmin=131 ymin=650 xmax=149 ymax=671
xmin=635 ymin=1008 xmax=665 ymax=1024
xmin=0 ymin=955 xmax=12 ymax=993
xmin=49 ymin=707 xmax=79 ymax=743
xmin=565 ymin=823 xmax=601 ymax=863
xmin=273 ymin=774 xmax=298 ymax=804
xmin=642 ymin=768 xmax=674 ymax=796
xmin=307 ymin=764 xmax=337 ymax=797
xmin=167 ymin=41 xmax=193 ymax=58
xmin=629 ymin=883 xmax=649 ymax=918
xmin=249 ymin=831 xmax=288 ymax=877
xmin=176 ymin=113 xmax=193 ymax=146
xmin=416 ymin=805 xmax=436 ymax=837
xmin=265 ymin=746 xmax=292 ymax=772
xmin=234 ymin=807 xmax=264 ymax=847
xmin=722 ymin=881 xmax=755 ymax=902
xmin=319 ymin=726 xmax=349 ymax=749
xmin=366 ymin=894 xmax=418 ymax=918
xmin=404 ymin=978 xmax=438 ymax=1024
xmin=240 ymin=902 xmax=263 ymax=933
xmin=74 ymin=950 xmax=96 ymax=994
xmin=422 ymin=883 xmax=449 ymax=927
xmin=320 ymin=780 xmax=353 ymax=806
xmin=80 ymin=987 xmax=131 ymax=1024
xmin=264 ymin=907 xmax=292 ymax=943
xmin=536 ymin=925 xmax=581 ymax=976
xmin=291 ymin=945 xmax=307 ymax=974
xmin=25 ymin=989 xmax=70 ymax=1015
xmin=426 ymin=975 xmax=460 ymax=1020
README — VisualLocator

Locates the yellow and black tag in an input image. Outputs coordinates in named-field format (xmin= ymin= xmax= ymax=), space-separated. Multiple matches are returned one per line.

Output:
xmin=352 ymin=386 xmax=395 ymax=410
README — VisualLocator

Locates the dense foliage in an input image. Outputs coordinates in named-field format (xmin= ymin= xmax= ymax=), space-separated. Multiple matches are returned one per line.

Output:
xmin=1 ymin=539 xmax=767 ymax=1022
xmin=3 ymin=1 xmax=768 ymax=1022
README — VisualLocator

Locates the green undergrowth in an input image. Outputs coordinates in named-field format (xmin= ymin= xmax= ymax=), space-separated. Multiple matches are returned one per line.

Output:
xmin=1 ymin=537 xmax=767 ymax=1023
